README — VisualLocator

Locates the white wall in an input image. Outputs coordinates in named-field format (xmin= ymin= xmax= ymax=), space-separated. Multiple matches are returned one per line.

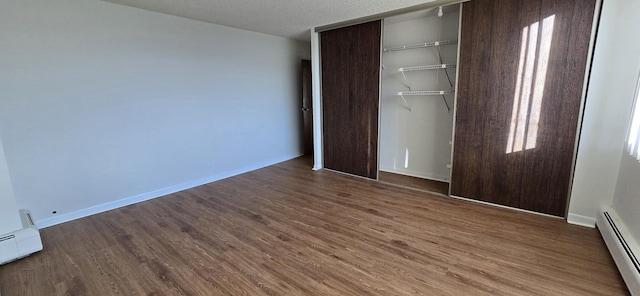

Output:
xmin=0 ymin=0 xmax=310 ymax=227
xmin=379 ymin=9 xmax=459 ymax=182
xmin=604 ymin=0 xmax=640 ymax=241
xmin=568 ymin=0 xmax=640 ymax=226
xmin=613 ymin=154 xmax=640 ymax=241
xmin=310 ymin=30 xmax=323 ymax=171
xmin=0 ymin=138 xmax=22 ymax=234
xmin=609 ymin=1 xmax=640 ymax=242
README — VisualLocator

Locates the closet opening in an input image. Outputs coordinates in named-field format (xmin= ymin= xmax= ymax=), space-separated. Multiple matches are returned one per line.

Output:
xmin=378 ymin=4 xmax=461 ymax=196
xmin=301 ymin=59 xmax=313 ymax=166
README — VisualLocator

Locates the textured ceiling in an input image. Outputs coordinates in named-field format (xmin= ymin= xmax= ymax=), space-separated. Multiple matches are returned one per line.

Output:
xmin=99 ymin=0 xmax=436 ymax=41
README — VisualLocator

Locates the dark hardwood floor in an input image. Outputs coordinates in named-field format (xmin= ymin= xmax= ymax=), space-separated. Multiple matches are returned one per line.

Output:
xmin=0 ymin=157 xmax=628 ymax=295
xmin=378 ymin=171 xmax=449 ymax=196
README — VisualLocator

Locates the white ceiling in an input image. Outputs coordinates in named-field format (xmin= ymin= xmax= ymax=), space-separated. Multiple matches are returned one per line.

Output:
xmin=99 ymin=0 xmax=436 ymax=41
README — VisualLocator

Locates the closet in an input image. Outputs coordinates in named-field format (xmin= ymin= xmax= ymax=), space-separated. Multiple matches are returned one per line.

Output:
xmin=379 ymin=6 xmax=460 ymax=194
xmin=318 ymin=0 xmax=598 ymax=218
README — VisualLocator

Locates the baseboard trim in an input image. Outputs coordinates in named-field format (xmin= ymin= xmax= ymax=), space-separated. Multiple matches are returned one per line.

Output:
xmin=35 ymin=154 xmax=302 ymax=229
xmin=567 ymin=213 xmax=597 ymax=228
xmin=597 ymin=207 xmax=640 ymax=295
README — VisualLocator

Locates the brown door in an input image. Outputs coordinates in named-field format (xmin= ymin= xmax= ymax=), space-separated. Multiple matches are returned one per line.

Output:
xmin=451 ymin=0 xmax=596 ymax=216
xmin=302 ymin=59 xmax=313 ymax=157
xmin=321 ymin=20 xmax=382 ymax=179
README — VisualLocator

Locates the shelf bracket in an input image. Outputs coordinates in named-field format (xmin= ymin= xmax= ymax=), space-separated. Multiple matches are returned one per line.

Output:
xmin=400 ymin=72 xmax=411 ymax=89
xmin=436 ymin=46 xmax=454 ymax=88
xmin=441 ymin=95 xmax=451 ymax=112
xmin=399 ymin=95 xmax=412 ymax=112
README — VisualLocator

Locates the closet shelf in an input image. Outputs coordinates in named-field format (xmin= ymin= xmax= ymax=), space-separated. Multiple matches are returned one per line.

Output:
xmin=383 ymin=40 xmax=457 ymax=52
xmin=399 ymin=64 xmax=456 ymax=72
xmin=397 ymin=90 xmax=454 ymax=96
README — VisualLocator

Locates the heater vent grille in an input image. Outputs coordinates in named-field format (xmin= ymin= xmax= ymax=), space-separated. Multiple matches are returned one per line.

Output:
xmin=604 ymin=211 xmax=640 ymax=274
xmin=0 ymin=234 xmax=16 ymax=243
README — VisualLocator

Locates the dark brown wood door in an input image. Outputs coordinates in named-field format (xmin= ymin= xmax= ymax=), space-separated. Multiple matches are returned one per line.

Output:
xmin=321 ymin=21 xmax=381 ymax=179
xmin=301 ymin=59 xmax=313 ymax=157
xmin=451 ymin=0 xmax=596 ymax=216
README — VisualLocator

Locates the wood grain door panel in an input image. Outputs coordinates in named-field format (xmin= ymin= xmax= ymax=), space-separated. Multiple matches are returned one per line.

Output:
xmin=321 ymin=21 xmax=382 ymax=179
xmin=451 ymin=0 xmax=596 ymax=216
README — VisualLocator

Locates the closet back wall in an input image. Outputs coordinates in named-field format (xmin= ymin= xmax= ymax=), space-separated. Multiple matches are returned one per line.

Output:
xmin=0 ymin=0 xmax=310 ymax=226
xmin=380 ymin=9 xmax=460 ymax=182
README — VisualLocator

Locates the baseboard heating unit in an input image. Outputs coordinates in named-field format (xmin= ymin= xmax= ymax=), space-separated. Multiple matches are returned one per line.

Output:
xmin=0 ymin=209 xmax=43 ymax=265
xmin=597 ymin=208 xmax=640 ymax=295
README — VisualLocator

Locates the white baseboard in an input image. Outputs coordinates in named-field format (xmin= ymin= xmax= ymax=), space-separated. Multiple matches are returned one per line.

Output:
xmin=597 ymin=207 xmax=640 ymax=295
xmin=567 ymin=213 xmax=597 ymax=228
xmin=35 ymin=154 xmax=302 ymax=229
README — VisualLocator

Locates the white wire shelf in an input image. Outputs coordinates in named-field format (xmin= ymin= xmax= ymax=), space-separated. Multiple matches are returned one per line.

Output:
xmin=397 ymin=90 xmax=454 ymax=96
xmin=383 ymin=40 xmax=457 ymax=52
xmin=399 ymin=64 xmax=456 ymax=72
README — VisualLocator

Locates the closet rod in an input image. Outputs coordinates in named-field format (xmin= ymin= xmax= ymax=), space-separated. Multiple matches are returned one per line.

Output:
xmin=397 ymin=90 xmax=454 ymax=96
xmin=383 ymin=40 xmax=457 ymax=52
xmin=399 ymin=64 xmax=457 ymax=72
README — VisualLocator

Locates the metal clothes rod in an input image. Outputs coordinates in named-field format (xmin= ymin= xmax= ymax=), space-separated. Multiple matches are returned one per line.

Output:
xmin=383 ymin=40 xmax=457 ymax=52
xmin=399 ymin=64 xmax=457 ymax=72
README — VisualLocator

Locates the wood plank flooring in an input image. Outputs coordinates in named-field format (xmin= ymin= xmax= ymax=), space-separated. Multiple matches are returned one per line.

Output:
xmin=0 ymin=157 xmax=628 ymax=295
xmin=378 ymin=171 xmax=449 ymax=195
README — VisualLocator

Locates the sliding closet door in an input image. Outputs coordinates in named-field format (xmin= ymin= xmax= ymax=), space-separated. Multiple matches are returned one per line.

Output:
xmin=321 ymin=21 xmax=382 ymax=179
xmin=451 ymin=0 xmax=596 ymax=216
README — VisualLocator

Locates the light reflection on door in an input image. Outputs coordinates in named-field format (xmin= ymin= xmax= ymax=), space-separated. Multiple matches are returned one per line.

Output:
xmin=506 ymin=15 xmax=556 ymax=154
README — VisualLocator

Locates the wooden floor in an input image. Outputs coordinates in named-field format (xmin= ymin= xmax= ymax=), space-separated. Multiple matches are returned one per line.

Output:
xmin=378 ymin=171 xmax=449 ymax=195
xmin=0 ymin=157 xmax=628 ymax=295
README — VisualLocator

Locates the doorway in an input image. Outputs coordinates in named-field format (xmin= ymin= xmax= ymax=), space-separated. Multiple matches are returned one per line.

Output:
xmin=301 ymin=59 xmax=313 ymax=163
